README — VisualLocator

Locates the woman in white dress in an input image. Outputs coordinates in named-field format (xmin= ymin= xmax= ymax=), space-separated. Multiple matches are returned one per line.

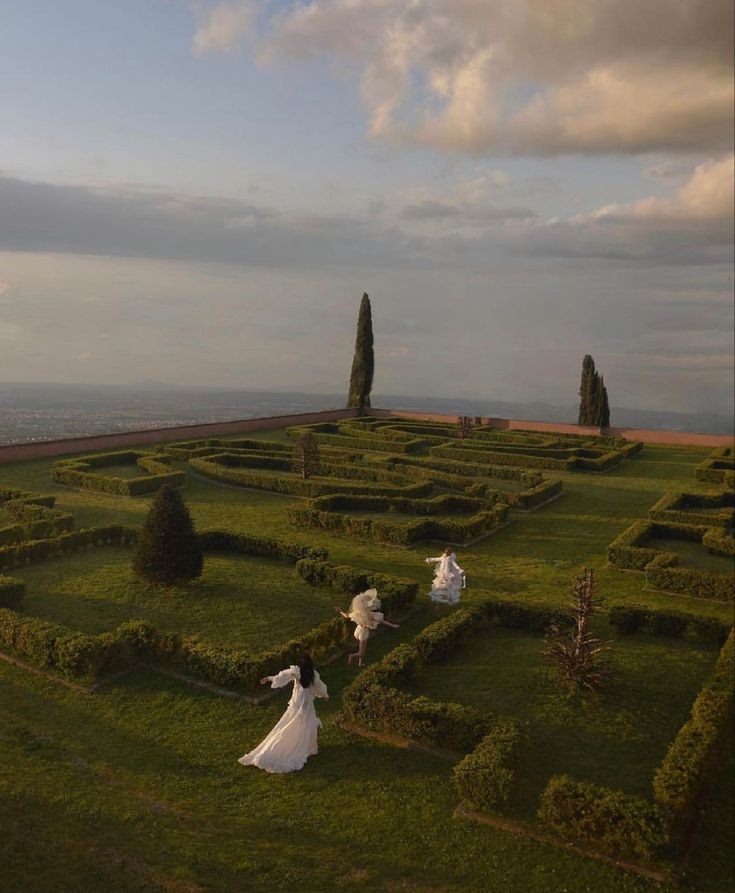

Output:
xmin=238 ymin=654 xmax=329 ymax=774
xmin=425 ymin=547 xmax=466 ymax=605
xmin=335 ymin=588 xmax=400 ymax=666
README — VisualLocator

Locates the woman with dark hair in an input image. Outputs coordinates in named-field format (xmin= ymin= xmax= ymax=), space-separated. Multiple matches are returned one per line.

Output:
xmin=238 ymin=654 xmax=328 ymax=773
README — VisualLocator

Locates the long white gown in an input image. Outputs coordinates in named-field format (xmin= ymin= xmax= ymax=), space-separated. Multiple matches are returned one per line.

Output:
xmin=238 ymin=666 xmax=329 ymax=773
xmin=426 ymin=552 xmax=465 ymax=604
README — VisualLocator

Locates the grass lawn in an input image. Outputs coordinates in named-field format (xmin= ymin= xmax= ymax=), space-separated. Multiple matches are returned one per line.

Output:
xmin=86 ymin=462 xmax=152 ymax=479
xmin=645 ymin=536 xmax=735 ymax=574
xmin=405 ymin=625 xmax=719 ymax=813
xmin=15 ymin=547 xmax=340 ymax=650
xmin=0 ymin=433 xmax=733 ymax=892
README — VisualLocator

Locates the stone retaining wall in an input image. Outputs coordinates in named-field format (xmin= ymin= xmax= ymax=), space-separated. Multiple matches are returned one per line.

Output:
xmin=0 ymin=406 xmax=731 ymax=465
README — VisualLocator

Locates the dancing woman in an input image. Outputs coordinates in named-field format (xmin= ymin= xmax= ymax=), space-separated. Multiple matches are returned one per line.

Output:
xmin=425 ymin=547 xmax=466 ymax=604
xmin=238 ymin=654 xmax=328 ymax=773
xmin=335 ymin=588 xmax=400 ymax=666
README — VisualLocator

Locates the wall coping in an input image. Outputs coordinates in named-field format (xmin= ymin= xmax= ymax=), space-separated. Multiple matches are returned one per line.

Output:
xmin=0 ymin=405 xmax=732 ymax=464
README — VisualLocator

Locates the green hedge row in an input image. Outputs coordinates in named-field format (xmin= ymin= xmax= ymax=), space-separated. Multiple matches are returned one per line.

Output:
xmin=0 ymin=526 xmax=136 ymax=572
xmin=287 ymin=428 xmax=425 ymax=454
xmin=648 ymin=491 xmax=734 ymax=529
xmin=607 ymin=605 xmax=730 ymax=643
xmin=295 ymin=559 xmax=419 ymax=615
xmin=307 ymin=492 xmax=490 ymax=516
xmin=607 ymin=519 xmax=697 ymax=570
xmin=453 ymin=719 xmax=523 ymax=813
xmin=646 ymin=557 xmax=734 ymax=602
xmin=702 ymin=527 xmax=735 ymax=557
xmin=431 ymin=444 xmax=570 ymax=470
xmin=537 ymin=775 xmax=667 ymax=861
xmin=0 ymin=608 xmax=129 ymax=680
xmin=652 ymin=631 xmax=734 ymax=835
xmin=0 ymin=503 xmax=75 ymax=547
xmin=51 ymin=450 xmax=185 ymax=496
xmin=694 ymin=449 xmax=735 ymax=487
xmin=288 ymin=503 xmax=508 ymax=546
xmin=161 ymin=438 xmax=294 ymax=460
xmin=189 ymin=455 xmax=433 ymax=498
xmin=342 ymin=599 xmax=569 ymax=751
xmin=0 ymin=487 xmax=56 ymax=508
xmin=199 ymin=529 xmax=327 ymax=563
xmin=0 ymin=576 xmax=25 ymax=609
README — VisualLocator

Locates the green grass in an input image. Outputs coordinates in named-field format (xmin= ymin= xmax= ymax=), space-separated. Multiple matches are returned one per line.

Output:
xmin=405 ymin=625 xmax=718 ymax=812
xmin=0 ymin=434 xmax=733 ymax=892
xmin=16 ymin=547 xmax=339 ymax=649
xmin=87 ymin=462 xmax=150 ymax=479
xmin=646 ymin=536 xmax=735 ymax=574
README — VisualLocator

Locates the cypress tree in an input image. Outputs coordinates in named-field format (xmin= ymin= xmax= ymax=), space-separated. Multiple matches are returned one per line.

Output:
xmin=132 ymin=485 xmax=203 ymax=586
xmin=347 ymin=293 xmax=374 ymax=410
xmin=295 ymin=431 xmax=321 ymax=479
xmin=578 ymin=355 xmax=596 ymax=425
xmin=598 ymin=377 xmax=611 ymax=429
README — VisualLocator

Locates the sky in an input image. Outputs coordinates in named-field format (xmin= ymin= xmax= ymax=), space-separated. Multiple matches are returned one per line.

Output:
xmin=0 ymin=0 xmax=733 ymax=414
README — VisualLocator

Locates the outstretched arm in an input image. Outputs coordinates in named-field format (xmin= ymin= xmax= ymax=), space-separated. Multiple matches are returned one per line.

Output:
xmin=425 ymin=556 xmax=441 ymax=565
xmin=334 ymin=606 xmax=350 ymax=619
xmin=260 ymin=667 xmax=298 ymax=688
xmin=380 ymin=618 xmax=400 ymax=629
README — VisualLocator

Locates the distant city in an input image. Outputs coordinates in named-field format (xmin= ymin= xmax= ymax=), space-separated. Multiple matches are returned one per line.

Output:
xmin=0 ymin=381 xmax=732 ymax=445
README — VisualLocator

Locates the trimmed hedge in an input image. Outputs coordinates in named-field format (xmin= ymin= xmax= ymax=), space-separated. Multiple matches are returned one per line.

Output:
xmin=694 ymin=449 xmax=735 ymax=487
xmin=0 ymin=525 xmax=136 ymax=572
xmin=295 ymin=559 xmax=418 ymax=614
xmin=286 ymin=423 xmax=426 ymax=454
xmin=646 ymin=558 xmax=734 ymax=602
xmin=608 ymin=605 xmax=730 ymax=643
xmin=537 ymin=775 xmax=668 ymax=861
xmin=0 ymin=609 xmax=128 ymax=680
xmin=52 ymin=450 xmax=185 ymax=496
xmin=0 ymin=487 xmax=56 ymax=508
xmin=453 ymin=719 xmax=523 ymax=813
xmin=0 ymin=503 xmax=75 ymax=546
xmin=648 ymin=490 xmax=734 ymax=529
xmin=190 ymin=454 xmax=433 ymax=498
xmin=702 ymin=527 xmax=735 ymax=558
xmin=288 ymin=503 xmax=508 ymax=546
xmin=0 ymin=575 xmax=25 ymax=609
xmin=342 ymin=599 xmax=568 ymax=751
xmin=199 ymin=530 xmax=327 ymax=563
xmin=607 ymin=519 xmax=696 ymax=571
xmin=431 ymin=444 xmax=570 ymax=471
xmin=652 ymin=631 xmax=734 ymax=835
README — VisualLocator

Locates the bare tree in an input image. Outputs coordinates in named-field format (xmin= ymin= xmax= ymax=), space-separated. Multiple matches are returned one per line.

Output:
xmin=543 ymin=567 xmax=613 ymax=692
xmin=295 ymin=432 xmax=321 ymax=480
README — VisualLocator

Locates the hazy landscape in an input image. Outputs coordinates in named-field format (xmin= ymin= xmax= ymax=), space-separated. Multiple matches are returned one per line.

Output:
xmin=1 ymin=381 xmax=733 ymax=445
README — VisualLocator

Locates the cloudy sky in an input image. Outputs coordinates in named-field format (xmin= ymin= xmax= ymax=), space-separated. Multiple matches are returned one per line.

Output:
xmin=1 ymin=0 xmax=733 ymax=413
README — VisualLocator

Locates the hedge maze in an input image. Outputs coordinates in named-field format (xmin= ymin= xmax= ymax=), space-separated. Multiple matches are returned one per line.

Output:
xmin=0 ymin=518 xmax=418 ymax=690
xmin=342 ymin=595 xmax=733 ymax=875
xmin=51 ymin=450 xmax=185 ymax=496
xmin=2 ymin=418 xmax=733 ymax=887
xmin=695 ymin=446 xmax=735 ymax=487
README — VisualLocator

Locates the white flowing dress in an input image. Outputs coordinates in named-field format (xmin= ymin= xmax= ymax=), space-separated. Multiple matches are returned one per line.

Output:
xmin=426 ymin=553 xmax=465 ymax=604
xmin=238 ymin=666 xmax=329 ymax=773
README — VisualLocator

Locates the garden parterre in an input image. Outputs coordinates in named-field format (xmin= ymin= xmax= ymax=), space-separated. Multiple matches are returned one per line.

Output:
xmin=0 ymin=424 xmax=732 ymax=893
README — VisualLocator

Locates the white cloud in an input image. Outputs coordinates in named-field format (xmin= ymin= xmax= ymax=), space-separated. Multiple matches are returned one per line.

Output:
xmin=252 ymin=0 xmax=733 ymax=156
xmin=0 ymin=280 xmax=10 ymax=296
xmin=192 ymin=2 xmax=254 ymax=55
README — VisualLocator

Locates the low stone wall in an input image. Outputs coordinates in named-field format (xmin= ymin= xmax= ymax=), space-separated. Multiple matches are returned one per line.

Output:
xmin=0 ymin=405 xmax=731 ymax=465
xmin=0 ymin=408 xmax=360 ymax=464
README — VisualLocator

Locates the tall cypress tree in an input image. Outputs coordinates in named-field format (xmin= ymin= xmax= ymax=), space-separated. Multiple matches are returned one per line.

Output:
xmin=598 ymin=377 xmax=611 ymax=429
xmin=132 ymin=485 xmax=203 ymax=586
xmin=347 ymin=293 xmax=374 ymax=410
xmin=578 ymin=355 xmax=611 ymax=428
xmin=578 ymin=355 xmax=596 ymax=425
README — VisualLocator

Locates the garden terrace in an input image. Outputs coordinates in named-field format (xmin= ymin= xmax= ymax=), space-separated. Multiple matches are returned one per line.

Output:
xmin=1 ymin=429 xmax=734 ymax=893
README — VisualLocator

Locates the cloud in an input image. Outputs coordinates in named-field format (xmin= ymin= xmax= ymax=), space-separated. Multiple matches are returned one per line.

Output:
xmin=399 ymin=200 xmax=462 ymax=221
xmin=250 ymin=0 xmax=733 ymax=156
xmin=0 ymin=281 xmax=10 ymax=296
xmin=520 ymin=155 xmax=734 ymax=264
xmin=192 ymin=2 xmax=254 ymax=55
xmin=0 ymin=175 xmax=420 ymax=269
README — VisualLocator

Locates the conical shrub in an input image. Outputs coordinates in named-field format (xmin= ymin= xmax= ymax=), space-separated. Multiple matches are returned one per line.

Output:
xmin=132 ymin=485 xmax=203 ymax=586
